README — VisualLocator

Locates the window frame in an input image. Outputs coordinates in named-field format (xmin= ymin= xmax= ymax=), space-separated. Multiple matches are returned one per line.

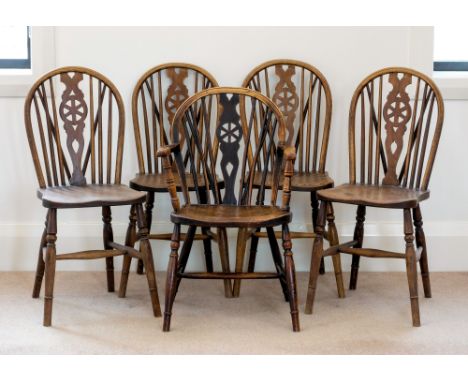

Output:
xmin=434 ymin=61 xmax=468 ymax=72
xmin=0 ymin=26 xmax=31 ymax=70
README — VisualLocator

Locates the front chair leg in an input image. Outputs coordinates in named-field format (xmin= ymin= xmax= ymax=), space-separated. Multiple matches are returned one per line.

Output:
xmin=311 ymin=192 xmax=325 ymax=275
xmin=282 ymin=224 xmax=300 ymax=332
xmin=32 ymin=211 xmax=49 ymax=298
xmin=326 ymin=203 xmax=345 ymax=298
xmin=102 ymin=206 xmax=115 ymax=292
xmin=232 ymin=228 xmax=248 ymax=298
xmin=119 ymin=205 xmax=137 ymax=298
xmin=266 ymin=227 xmax=289 ymax=302
xmin=217 ymin=227 xmax=233 ymax=298
xmin=413 ymin=206 xmax=431 ymax=298
xmin=305 ymin=201 xmax=327 ymax=315
xmin=404 ymin=208 xmax=421 ymax=327
xmin=163 ymin=224 xmax=181 ymax=332
xmin=137 ymin=192 xmax=154 ymax=275
xmin=43 ymin=208 xmax=57 ymax=327
xmin=247 ymin=228 xmax=260 ymax=273
xmin=136 ymin=204 xmax=161 ymax=317
xmin=349 ymin=205 xmax=366 ymax=290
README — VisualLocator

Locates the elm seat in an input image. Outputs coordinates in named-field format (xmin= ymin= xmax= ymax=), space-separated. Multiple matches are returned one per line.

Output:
xmin=37 ymin=184 xmax=147 ymax=208
xmin=170 ymin=205 xmax=292 ymax=228
xmin=252 ymin=171 xmax=334 ymax=192
xmin=317 ymin=184 xmax=430 ymax=209
xmin=130 ymin=173 xmax=225 ymax=193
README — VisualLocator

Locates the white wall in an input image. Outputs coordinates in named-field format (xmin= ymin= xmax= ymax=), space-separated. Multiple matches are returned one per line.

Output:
xmin=1 ymin=26 xmax=467 ymax=272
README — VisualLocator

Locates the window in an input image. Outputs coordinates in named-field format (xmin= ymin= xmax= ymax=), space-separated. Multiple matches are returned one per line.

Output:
xmin=0 ymin=26 xmax=31 ymax=69
xmin=434 ymin=26 xmax=468 ymax=71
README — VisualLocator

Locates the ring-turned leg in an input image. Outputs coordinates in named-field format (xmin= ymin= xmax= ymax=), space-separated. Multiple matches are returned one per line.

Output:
xmin=232 ymin=228 xmax=248 ymax=297
xmin=163 ymin=224 xmax=181 ymax=332
xmin=32 ymin=211 xmax=48 ymax=298
xmin=102 ymin=206 xmax=115 ymax=292
xmin=311 ymin=192 xmax=326 ymax=275
xmin=413 ymin=205 xmax=431 ymax=298
xmin=266 ymin=226 xmax=289 ymax=302
xmin=137 ymin=192 xmax=154 ymax=275
xmin=404 ymin=208 xmax=421 ymax=327
xmin=282 ymin=224 xmax=300 ymax=332
xmin=43 ymin=208 xmax=57 ymax=327
xmin=349 ymin=205 xmax=366 ymax=290
xmin=326 ymin=203 xmax=345 ymax=298
xmin=305 ymin=201 xmax=327 ymax=314
xmin=119 ymin=205 xmax=137 ymax=298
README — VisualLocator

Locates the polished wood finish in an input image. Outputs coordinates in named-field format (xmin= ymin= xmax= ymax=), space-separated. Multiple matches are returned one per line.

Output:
xmin=130 ymin=63 xmax=219 ymax=274
xmin=305 ymin=67 xmax=444 ymax=326
xmin=158 ymin=87 xmax=300 ymax=331
xmin=24 ymin=66 xmax=161 ymax=326
xmin=239 ymin=59 xmax=338 ymax=295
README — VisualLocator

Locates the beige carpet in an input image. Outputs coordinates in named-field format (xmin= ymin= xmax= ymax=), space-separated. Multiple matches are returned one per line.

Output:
xmin=1 ymin=271 xmax=467 ymax=354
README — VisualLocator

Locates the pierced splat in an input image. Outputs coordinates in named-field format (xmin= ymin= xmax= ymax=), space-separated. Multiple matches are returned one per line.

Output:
xmin=272 ymin=65 xmax=299 ymax=145
xmin=165 ymin=68 xmax=189 ymax=124
xmin=59 ymin=72 xmax=88 ymax=186
xmin=382 ymin=73 xmax=412 ymax=185
xmin=216 ymin=93 xmax=242 ymax=204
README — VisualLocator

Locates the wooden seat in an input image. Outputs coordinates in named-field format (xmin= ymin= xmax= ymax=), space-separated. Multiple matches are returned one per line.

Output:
xmin=318 ymin=184 xmax=430 ymax=209
xmin=171 ymin=205 xmax=291 ymax=227
xmin=38 ymin=184 xmax=146 ymax=208
xmin=157 ymin=87 xmax=300 ymax=332
xmin=130 ymin=173 xmax=224 ymax=193
xmin=24 ymin=67 xmax=161 ymax=326
xmin=252 ymin=171 xmax=334 ymax=191
xmin=305 ymin=67 xmax=445 ymax=327
xmin=130 ymin=63 xmax=220 ymax=274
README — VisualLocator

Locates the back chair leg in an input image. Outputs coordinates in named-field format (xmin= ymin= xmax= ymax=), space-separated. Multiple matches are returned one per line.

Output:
xmin=32 ymin=212 xmax=49 ymax=298
xmin=413 ymin=206 xmax=431 ymax=298
xmin=137 ymin=192 xmax=154 ymax=275
xmin=175 ymin=225 xmax=196 ymax=294
xmin=247 ymin=228 xmax=260 ymax=273
xmin=232 ymin=228 xmax=248 ymax=297
xmin=102 ymin=206 xmax=115 ymax=292
xmin=217 ymin=227 xmax=234 ymax=298
xmin=305 ymin=201 xmax=327 ymax=314
xmin=119 ymin=205 xmax=137 ymax=298
xmin=43 ymin=208 xmax=57 ymax=327
xmin=311 ymin=192 xmax=326 ymax=275
xmin=349 ymin=205 xmax=366 ymax=290
xmin=326 ymin=203 xmax=345 ymax=298
xmin=282 ymin=224 xmax=300 ymax=332
xmin=404 ymin=208 xmax=421 ymax=327
xmin=201 ymin=228 xmax=214 ymax=272
xmin=163 ymin=224 xmax=181 ymax=332
xmin=135 ymin=204 xmax=161 ymax=317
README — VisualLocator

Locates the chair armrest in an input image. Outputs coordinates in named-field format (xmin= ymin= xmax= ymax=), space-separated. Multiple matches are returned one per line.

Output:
xmin=156 ymin=144 xmax=181 ymax=212
xmin=280 ymin=145 xmax=296 ymax=211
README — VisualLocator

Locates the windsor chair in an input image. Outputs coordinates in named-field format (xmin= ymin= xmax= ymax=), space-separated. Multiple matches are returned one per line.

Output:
xmin=237 ymin=59 xmax=344 ymax=298
xmin=156 ymin=87 xmax=300 ymax=332
xmin=24 ymin=66 xmax=161 ymax=326
xmin=305 ymin=67 xmax=444 ymax=326
xmin=129 ymin=63 xmax=220 ymax=277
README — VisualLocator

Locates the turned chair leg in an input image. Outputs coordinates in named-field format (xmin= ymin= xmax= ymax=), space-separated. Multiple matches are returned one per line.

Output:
xmin=282 ymin=224 xmax=300 ymax=332
xmin=102 ymin=206 xmax=115 ymax=292
xmin=413 ymin=206 xmax=431 ymax=298
xmin=119 ymin=205 xmax=137 ymax=298
xmin=163 ymin=224 xmax=181 ymax=332
xmin=349 ymin=205 xmax=366 ymax=290
xmin=305 ymin=201 xmax=327 ymax=314
xmin=311 ymin=192 xmax=326 ymax=275
xmin=175 ymin=225 xmax=196 ymax=294
xmin=326 ymin=203 xmax=345 ymax=298
xmin=232 ymin=228 xmax=248 ymax=297
xmin=404 ymin=208 xmax=421 ymax=327
xmin=43 ymin=208 xmax=57 ymax=327
xmin=201 ymin=227 xmax=214 ymax=272
xmin=266 ymin=227 xmax=289 ymax=302
xmin=136 ymin=204 xmax=161 ymax=317
xmin=217 ymin=227 xmax=234 ymax=298
xmin=32 ymin=212 xmax=49 ymax=298
xmin=137 ymin=192 xmax=154 ymax=275
xmin=247 ymin=228 xmax=260 ymax=273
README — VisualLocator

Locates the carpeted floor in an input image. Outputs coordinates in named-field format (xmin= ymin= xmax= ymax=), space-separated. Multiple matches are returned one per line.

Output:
xmin=0 ymin=271 xmax=467 ymax=354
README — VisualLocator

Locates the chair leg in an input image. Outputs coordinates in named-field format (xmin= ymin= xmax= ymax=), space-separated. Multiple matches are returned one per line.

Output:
xmin=43 ymin=208 xmax=57 ymax=327
xmin=349 ymin=205 xmax=366 ymax=290
xmin=282 ymin=224 xmax=300 ymax=332
xmin=311 ymin=192 xmax=325 ymax=275
xmin=413 ymin=206 xmax=431 ymax=298
xmin=102 ymin=206 xmax=115 ymax=292
xmin=305 ymin=201 xmax=327 ymax=314
xmin=247 ymin=228 xmax=260 ymax=273
xmin=232 ymin=228 xmax=248 ymax=297
xmin=217 ymin=227 xmax=233 ymax=298
xmin=175 ymin=225 xmax=196 ymax=294
xmin=266 ymin=227 xmax=289 ymax=302
xmin=326 ymin=203 xmax=345 ymax=298
xmin=201 ymin=227 xmax=214 ymax=272
xmin=119 ymin=205 xmax=138 ymax=298
xmin=404 ymin=208 xmax=421 ymax=327
xmin=137 ymin=192 xmax=154 ymax=275
xmin=32 ymin=212 xmax=49 ymax=298
xmin=163 ymin=224 xmax=181 ymax=332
